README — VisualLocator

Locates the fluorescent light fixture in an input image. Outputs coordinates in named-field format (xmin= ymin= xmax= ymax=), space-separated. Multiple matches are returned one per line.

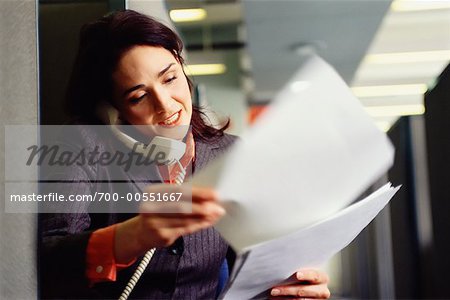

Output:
xmin=365 ymin=104 xmax=425 ymax=117
xmin=391 ymin=0 xmax=450 ymax=12
xmin=365 ymin=50 xmax=450 ymax=64
xmin=169 ymin=8 xmax=206 ymax=22
xmin=351 ymin=84 xmax=428 ymax=98
xmin=185 ymin=64 xmax=226 ymax=76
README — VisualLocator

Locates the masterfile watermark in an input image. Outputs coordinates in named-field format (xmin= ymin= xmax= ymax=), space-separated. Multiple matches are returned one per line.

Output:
xmin=26 ymin=142 xmax=171 ymax=172
xmin=4 ymin=125 xmax=193 ymax=213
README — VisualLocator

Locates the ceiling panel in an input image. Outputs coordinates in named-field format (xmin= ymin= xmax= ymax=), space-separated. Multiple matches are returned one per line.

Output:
xmin=353 ymin=5 xmax=450 ymax=130
xmin=243 ymin=0 xmax=392 ymax=102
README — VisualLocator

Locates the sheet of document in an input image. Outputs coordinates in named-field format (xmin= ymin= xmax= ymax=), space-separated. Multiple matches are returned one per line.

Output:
xmin=192 ymin=54 xmax=394 ymax=251
xmin=220 ymin=184 xmax=400 ymax=300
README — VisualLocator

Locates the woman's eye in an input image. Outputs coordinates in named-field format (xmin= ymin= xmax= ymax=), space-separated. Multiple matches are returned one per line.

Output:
xmin=129 ymin=94 xmax=146 ymax=104
xmin=165 ymin=76 xmax=177 ymax=84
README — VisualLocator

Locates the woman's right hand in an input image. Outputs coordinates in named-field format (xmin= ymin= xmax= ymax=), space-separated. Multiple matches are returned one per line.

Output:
xmin=114 ymin=184 xmax=225 ymax=264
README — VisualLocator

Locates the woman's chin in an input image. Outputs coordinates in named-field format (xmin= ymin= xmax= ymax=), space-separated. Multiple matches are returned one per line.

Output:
xmin=133 ymin=123 xmax=189 ymax=141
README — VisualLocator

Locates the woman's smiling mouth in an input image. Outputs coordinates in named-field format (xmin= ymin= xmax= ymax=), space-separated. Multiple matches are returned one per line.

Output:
xmin=158 ymin=110 xmax=182 ymax=126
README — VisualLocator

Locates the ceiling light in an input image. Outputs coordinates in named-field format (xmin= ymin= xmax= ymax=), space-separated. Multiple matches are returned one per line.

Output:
xmin=169 ymin=8 xmax=206 ymax=23
xmin=185 ymin=64 xmax=226 ymax=76
xmin=351 ymin=84 xmax=428 ymax=97
xmin=365 ymin=104 xmax=425 ymax=117
xmin=391 ymin=0 xmax=450 ymax=12
xmin=365 ymin=50 xmax=450 ymax=64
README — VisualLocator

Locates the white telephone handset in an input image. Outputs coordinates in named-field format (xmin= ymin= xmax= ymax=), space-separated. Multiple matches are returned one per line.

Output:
xmin=97 ymin=103 xmax=189 ymax=300
xmin=97 ymin=102 xmax=187 ymax=165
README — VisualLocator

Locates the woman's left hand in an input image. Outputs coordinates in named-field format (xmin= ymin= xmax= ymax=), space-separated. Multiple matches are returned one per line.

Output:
xmin=269 ymin=268 xmax=330 ymax=299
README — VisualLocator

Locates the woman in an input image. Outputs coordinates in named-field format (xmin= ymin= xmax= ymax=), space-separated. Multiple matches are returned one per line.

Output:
xmin=39 ymin=10 xmax=330 ymax=299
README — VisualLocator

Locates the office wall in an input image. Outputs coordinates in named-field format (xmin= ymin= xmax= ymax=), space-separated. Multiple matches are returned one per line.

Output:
xmin=39 ymin=1 xmax=109 ymax=125
xmin=424 ymin=63 xmax=450 ymax=298
xmin=0 ymin=1 xmax=38 ymax=298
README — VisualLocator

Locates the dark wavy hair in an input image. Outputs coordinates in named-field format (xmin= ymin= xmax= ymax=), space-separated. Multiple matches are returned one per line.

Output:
xmin=65 ymin=10 xmax=229 ymax=142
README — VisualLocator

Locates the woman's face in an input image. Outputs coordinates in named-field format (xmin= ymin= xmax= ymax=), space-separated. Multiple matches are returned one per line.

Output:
xmin=112 ymin=46 xmax=192 ymax=129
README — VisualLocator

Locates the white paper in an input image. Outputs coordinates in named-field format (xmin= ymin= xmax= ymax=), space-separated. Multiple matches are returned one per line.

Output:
xmin=220 ymin=184 xmax=400 ymax=300
xmin=192 ymin=54 xmax=394 ymax=251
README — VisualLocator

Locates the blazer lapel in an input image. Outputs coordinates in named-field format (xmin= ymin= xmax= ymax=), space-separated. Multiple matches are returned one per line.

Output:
xmin=194 ymin=139 xmax=220 ymax=173
xmin=122 ymin=163 xmax=163 ymax=192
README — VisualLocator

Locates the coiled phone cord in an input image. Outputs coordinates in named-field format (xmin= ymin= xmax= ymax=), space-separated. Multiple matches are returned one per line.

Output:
xmin=118 ymin=160 xmax=186 ymax=300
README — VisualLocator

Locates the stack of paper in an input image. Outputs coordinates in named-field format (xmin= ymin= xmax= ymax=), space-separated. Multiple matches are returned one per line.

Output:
xmin=192 ymin=54 xmax=398 ymax=299
xmin=222 ymin=184 xmax=399 ymax=299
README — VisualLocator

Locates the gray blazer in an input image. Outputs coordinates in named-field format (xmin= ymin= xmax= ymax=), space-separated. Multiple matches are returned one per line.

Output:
xmin=39 ymin=125 xmax=236 ymax=299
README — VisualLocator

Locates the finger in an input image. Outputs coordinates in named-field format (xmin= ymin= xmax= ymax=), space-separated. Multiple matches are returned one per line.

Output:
xmin=139 ymin=187 xmax=222 ymax=213
xmin=269 ymin=297 xmax=316 ymax=300
xmin=270 ymin=283 xmax=330 ymax=299
xmin=141 ymin=201 xmax=225 ymax=220
xmin=296 ymin=269 xmax=329 ymax=284
xmin=191 ymin=186 xmax=219 ymax=202
xmin=158 ymin=219 xmax=212 ymax=240
xmin=140 ymin=201 xmax=193 ymax=214
xmin=191 ymin=201 xmax=225 ymax=221
xmin=143 ymin=216 xmax=213 ymax=228
xmin=144 ymin=184 xmax=219 ymax=202
xmin=170 ymin=185 xmax=219 ymax=203
xmin=143 ymin=209 xmax=223 ymax=228
xmin=269 ymin=298 xmax=314 ymax=300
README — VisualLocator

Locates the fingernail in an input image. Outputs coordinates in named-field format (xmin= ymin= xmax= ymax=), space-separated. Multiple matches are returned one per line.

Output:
xmin=271 ymin=289 xmax=280 ymax=296
xmin=296 ymin=271 xmax=304 ymax=280
xmin=216 ymin=206 xmax=226 ymax=216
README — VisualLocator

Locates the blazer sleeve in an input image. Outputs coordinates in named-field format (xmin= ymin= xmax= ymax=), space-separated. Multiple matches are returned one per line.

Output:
xmin=38 ymin=132 xmax=102 ymax=299
xmin=38 ymin=167 xmax=98 ymax=298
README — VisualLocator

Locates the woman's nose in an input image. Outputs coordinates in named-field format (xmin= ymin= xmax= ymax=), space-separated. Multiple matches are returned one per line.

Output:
xmin=151 ymin=87 xmax=173 ymax=114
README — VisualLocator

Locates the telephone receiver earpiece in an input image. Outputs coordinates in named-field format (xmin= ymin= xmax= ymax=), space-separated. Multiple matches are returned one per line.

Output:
xmin=96 ymin=102 xmax=186 ymax=165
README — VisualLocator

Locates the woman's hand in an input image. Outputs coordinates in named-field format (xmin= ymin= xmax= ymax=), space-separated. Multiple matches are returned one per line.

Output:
xmin=114 ymin=184 xmax=225 ymax=263
xmin=270 ymin=268 xmax=330 ymax=299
